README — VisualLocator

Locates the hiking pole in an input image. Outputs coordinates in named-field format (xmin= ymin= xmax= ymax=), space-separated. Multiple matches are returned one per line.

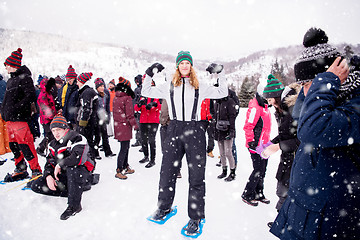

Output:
xmin=6 ymin=175 xmax=43 ymax=192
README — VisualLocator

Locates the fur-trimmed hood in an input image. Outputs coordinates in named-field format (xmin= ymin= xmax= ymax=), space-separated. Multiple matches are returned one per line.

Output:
xmin=282 ymin=83 xmax=302 ymax=108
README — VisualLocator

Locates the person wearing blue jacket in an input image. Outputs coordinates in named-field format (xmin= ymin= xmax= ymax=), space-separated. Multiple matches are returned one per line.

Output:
xmin=270 ymin=28 xmax=360 ymax=239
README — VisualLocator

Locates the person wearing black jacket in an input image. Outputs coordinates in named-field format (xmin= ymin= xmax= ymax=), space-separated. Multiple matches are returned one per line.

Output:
xmin=213 ymin=93 xmax=237 ymax=181
xmin=259 ymin=80 xmax=301 ymax=213
xmin=75 ymin=72 xmax=100 ymax=161
xmin=31 ymin=115 xmax=94 ymax=220
xmin=1 ymin=48 xmax=42 ymax=181
xmin=131 ymin=74 xmax=143 ymax=147
xmin=58 ymin=65 xmax=79 ymax=129
xmin=94 ymin=78 xmax=115 ymax=158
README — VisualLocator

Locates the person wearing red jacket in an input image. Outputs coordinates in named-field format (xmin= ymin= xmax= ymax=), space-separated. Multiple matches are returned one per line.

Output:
xmin=200 ymin=98 xmax=215 ymax=158
xmin=242 ymin=89 xmax=271 ymax=206
xmin=134 ymin=95 xmax=161 ymax=168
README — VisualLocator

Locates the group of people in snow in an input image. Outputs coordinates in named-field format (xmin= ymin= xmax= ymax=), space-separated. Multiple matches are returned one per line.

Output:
xmin=0 ymin=26 xmax=359 ymax=239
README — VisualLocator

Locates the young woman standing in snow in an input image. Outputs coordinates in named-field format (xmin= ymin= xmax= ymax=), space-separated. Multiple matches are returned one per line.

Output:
xmin=112 ymin=77 xmax=138 ymax=179
xmin=142 ymin=51 xmax=228 ymax=236
xmin=213 ymin=91 xmax=237 ymax=181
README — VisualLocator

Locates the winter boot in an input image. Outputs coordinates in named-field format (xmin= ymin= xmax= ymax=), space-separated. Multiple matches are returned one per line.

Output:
xmin=216 ymin=160 xmax=221 ymax=167
xmin=217 ymin=166 xmax=227 ymax=179
xmin=31 ymin=169 xmax=42 ymax=179
xmin=105 ymin=152 xmax=116 ymax=158
xmin=124 ymin=166 xmax=135 ymax=174
xmin=131 ymin=141 xmax=141 ymax=147
xmin=145 ymin=160 xmax=155 ymax=168
xmin=151 ymin=208 xmax=172 ymax=221
xmin=182 ymin=219 xmax=201 ymax=235
xmin=255 ymin=195 xmax=271 ymax=204
xmin=207 ymin=151 xmax=214 ymax=158
xmin=115 ymin=169 xmax=128 ymax=179
xmin=224 ymin=168 xmax=236 ymax=182
xmin=242 ymin=197 xmax=259 ymax=207
xmin=4 ymin=168 xmax=29 ymax=182
xmin=60 ymin=204 xmax=82 ymax=220
xmin=139 ymin=156 xmax=149 ymax=163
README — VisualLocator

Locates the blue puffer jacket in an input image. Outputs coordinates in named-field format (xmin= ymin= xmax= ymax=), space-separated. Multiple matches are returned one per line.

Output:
xmin=271 ymin=72 xmax=360 ymax=239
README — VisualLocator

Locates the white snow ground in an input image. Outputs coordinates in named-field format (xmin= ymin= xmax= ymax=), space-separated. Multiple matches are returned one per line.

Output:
xmin=0 ymin=108 xmax=280 ymax=240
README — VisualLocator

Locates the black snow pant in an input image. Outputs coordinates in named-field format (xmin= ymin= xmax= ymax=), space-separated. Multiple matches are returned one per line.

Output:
xmin=140 ymin=123 xmax=158 ymax=161
xmin=158 ymin=120 xmax=207 ymax=220
xmin=38 ymin=123 xmax=54 ymax=153
xmin=31 ymin=166 xmax=90 ymax=207
xmin=242 ymin=150 xmax=268 ymax=200
xmin=95 ymin=123 xmax=112 ymax=156
xmin=117 ymin=140 xmax=130 ymax=171
xmin=206 ymin=120 xmax=215 ymax=153
xmin=160 ymin=125 xmax=168 ymax=155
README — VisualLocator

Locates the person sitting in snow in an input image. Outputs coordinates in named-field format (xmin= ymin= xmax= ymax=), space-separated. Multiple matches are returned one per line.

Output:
xmin=31 ymin=115 xmax=95 ymax=220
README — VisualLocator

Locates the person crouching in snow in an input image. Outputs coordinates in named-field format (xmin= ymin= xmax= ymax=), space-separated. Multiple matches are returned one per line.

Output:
xmin=113 ymin=77 xmax=139 ymax=179
xmin=31 ymin=115 xmax=95 ymax=220
xmin=142 ymin=51 xmax=228 ymax=236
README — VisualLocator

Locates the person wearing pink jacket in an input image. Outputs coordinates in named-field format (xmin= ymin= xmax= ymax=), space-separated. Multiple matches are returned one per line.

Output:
xmin=242 ymin=88 xmax=271 ymax=206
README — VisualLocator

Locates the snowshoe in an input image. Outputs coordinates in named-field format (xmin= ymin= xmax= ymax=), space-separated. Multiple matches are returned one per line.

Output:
xmin=181 ymin=218 xmax=205 ymax=238
xmin=2 ymin=169 xmax=29 ymax=183
xmin=147 ymin=206 xmax=177 ymax=224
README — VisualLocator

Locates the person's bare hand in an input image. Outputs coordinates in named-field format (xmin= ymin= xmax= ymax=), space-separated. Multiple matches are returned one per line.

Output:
xmin=327 ymin=57 xmax=349 ymax=84
xmin=46 ymin=175 xmax=57 ymax=191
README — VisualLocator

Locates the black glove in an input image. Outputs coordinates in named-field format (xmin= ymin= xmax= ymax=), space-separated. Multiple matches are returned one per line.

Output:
xmin=145 ymin=104 xmax=152 ymax=110
xmin=248 ymin=141 xmax=257 ymax=151
xmin=146 ymin=63 xmax=165 ymax=78
xmin=138 ymin=98 xmax=146 ymax=107
xmin=206 ymin=63 xmax=223 ymax=74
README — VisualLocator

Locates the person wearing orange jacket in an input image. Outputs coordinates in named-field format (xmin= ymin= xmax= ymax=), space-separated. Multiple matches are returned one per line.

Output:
xmin=0 ymin=74 xmax=11 ymax=156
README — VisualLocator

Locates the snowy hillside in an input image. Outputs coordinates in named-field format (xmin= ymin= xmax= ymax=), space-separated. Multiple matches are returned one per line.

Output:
xmin=1 ymin=28 xmax=359 ymax=91
xmin=0 ymin=108 xmax=282 ymax=240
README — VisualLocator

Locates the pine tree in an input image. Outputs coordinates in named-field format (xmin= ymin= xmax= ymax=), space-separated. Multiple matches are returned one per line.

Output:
xmin=238 ymin=76 xmax=258 ymax=107
xmin=344 ymin=45 xmax=354 ymax=61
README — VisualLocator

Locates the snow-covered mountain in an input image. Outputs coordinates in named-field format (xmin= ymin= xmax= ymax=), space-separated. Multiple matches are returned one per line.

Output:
xmin=1 ymin=28 xmax=359 ymax=91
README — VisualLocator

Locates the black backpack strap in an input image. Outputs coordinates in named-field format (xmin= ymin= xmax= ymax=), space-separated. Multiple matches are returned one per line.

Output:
xmin=170 ymin=82 xmax=177 ymax=120
xmin=191 ymin=89 xmax=199 ymax=121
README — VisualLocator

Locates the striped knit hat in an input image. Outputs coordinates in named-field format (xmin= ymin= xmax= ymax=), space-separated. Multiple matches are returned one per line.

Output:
xmin=95 ymin=78 xmax=105 ymax=89
xmin=50 ymin=115 xmax=69 ymax=129
xmin=65 ymin=65 xmax=77 ymax=79
xmin=176 ymin=51 xmax=193 ymax=67
xmin=4 ymin=48 xmax=23 ymax=69
xmin=78 ymin=72 xmax=93 ymax=84
xmin=118 ymin=76 xmax=131 ymax=88
xmin=263 ymin=74 xmax=285 ymax=98
xmin=109 ymin=79 xmax=116 ymax=86
xmin=294 ymin=28 xmax=340 ymax=84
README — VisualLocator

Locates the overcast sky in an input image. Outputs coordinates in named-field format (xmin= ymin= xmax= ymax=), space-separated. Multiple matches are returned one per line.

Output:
xmin=0 ymin=0 xmax=359 ymax=60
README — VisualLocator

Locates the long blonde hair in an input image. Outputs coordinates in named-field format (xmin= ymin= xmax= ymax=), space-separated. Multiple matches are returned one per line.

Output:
xmin=172 ymin=66 xmax=199 ymax=89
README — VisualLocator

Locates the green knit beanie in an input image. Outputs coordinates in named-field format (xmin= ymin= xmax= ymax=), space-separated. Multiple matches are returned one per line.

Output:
xmin=263 ymin=74 xmax=285 ymax=98
xmin=176 ymin=51 xmax=193 ymax=67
